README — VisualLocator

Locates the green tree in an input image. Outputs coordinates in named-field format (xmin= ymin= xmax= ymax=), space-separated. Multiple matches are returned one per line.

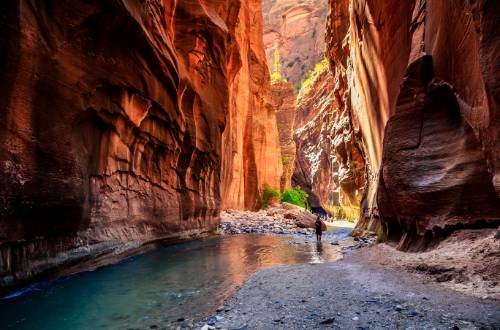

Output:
xmin=298 ymin=58 xmax=329 ymax=97
xmin=270 ymin=43 xmax=284 ymax=84
xmin=280 ymin=186 xmax=309 ymax=208
xmin=261 ymin=184 xmax=280 ymax=209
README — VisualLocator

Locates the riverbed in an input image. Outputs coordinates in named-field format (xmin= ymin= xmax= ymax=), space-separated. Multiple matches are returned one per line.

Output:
xmin=211 ymin=248 xmax=500 ymax=329
xmin=0 ymin=230 xmax=349 ymax=330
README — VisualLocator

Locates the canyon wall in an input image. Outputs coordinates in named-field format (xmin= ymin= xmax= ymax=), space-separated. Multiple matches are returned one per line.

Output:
xmin=293 ymin=63 xmax=365 ymax=215
xmin=271 ymin=80 xmax=296 ymax=191
xmin=326 ymin=0 xmax=500 ymax=248
xmin=262 ymin=0 xmax=328 ymax=88
xmin=221 ymin=0 xmax=283 ymax=210
xmin=0 ymin=0 xmax=280 ymax=292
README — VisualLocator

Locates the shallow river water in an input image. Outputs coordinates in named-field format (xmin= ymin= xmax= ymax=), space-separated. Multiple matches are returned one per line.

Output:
xmin=0 ymin=230 xmax=349 ymax=330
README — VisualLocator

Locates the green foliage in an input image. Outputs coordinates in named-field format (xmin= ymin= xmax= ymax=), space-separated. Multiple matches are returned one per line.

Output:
xmin=261 ymin=184 xmax=280 ymax=209
xmin=330 ymin=205 xmax=360 ymax=222
xmin=294 ymin=83 xmax=301 ymax=94
xmin=280 ymin=186 xmax=309 ymax=208
xmin=270 ymin=44 xmax=287 ymax=84
xmin=298 ymin=58 xmax=329 ymax=98
xmin=270 ymin=71 xmax=283 ymax=84
xmin=281 ymin=155 xmax=291 ymax=166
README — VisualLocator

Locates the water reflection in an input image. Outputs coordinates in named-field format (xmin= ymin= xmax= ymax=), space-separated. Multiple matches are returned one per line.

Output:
xmin=0 ymin=234 xmax=344 ymax=330
xmin=308 ymin=241 xmax=324 ymax=264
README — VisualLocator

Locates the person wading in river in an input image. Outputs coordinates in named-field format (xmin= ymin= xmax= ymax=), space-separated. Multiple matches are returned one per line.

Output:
xmin=315 ymin=215 xmax=323 ymax=242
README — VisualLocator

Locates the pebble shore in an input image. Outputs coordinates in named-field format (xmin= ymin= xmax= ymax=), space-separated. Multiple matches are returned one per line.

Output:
xmin=218 ymin=209 xmax=315 ymax=236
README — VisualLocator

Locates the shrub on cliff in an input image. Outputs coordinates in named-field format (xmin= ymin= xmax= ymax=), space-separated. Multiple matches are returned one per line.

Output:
xmin=262 ymin=184 xmax=280 ymax=209
xmin=270 ymin=44 xmax=288 ymax=84
xmin=297 ymin=58 xmax=329 ymax=97
xmin=331 ymin=205 xmax=359 ymax=222
xmin=281 ymin=155 xmax=291 ymax=166
xmin=280 ymin=187 xmax=309 ymax=209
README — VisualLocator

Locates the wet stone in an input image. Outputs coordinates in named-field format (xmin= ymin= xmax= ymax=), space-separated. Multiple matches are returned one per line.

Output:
xmin=320 ymin=317 xmax=335 ymax=324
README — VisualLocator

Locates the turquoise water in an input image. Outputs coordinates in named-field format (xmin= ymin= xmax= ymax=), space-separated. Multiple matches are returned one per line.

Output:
xmin=0 ymin=232 xmax=348 ymax=330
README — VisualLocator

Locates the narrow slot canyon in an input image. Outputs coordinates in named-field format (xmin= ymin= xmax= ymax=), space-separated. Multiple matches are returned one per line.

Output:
xmin=0 ymin=0 xmax=499 ymax=329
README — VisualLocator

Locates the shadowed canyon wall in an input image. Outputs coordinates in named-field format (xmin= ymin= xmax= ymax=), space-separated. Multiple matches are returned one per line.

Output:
xmin=262 ymin=0 xmax=328 ymax=88
xmin=326 ymin=0 xmax=500 ymax=248
xmin=0 ymin=0 xmax=281 ymax=292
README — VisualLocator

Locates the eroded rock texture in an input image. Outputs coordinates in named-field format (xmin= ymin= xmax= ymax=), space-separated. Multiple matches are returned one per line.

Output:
xmin=262 ymin=0 xmax=328 ymax=87
xmin=0 ymin=0 xmax=280 ymax=292
xmin=221 ymin=0 xmax=283 ymax=210
xmin=293 ymin=66 xmax=365 ymax=215
xmin=271 ymin=80 xmax=296 ymax=191
xmin=326 ymin=0 xmax=500 ymax=248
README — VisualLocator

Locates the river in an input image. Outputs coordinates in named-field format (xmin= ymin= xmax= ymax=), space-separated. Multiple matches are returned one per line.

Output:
xmin=0 ymin=229 xmax=350 ymax=330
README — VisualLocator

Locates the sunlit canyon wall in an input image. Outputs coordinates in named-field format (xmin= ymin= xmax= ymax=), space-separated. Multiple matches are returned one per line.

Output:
xmin=262 ymin=0 xmax=328 ymax=88
xmin=327 ymin=0 xmax=500 ymax=249
xmin=293 ymin=66 xmax=365 ymax=215
xmin=0 ymin=0 xmax=281 ymax=292
xmin=271 ymin=80 xmax=296 ymax=192
xmin=221 ymin=0 xmax=283 ymax=210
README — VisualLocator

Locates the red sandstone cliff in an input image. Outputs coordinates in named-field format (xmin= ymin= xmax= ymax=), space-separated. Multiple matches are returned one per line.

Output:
xmin=326 ymin=0 xmax=500 ymax=248
xmin=262 ymin=0 xmax=328 ymax=88
xmin=221 ymin=0 xmax=283 ymax=210
xmin=0 ymin=0 xmax=281 ymax=292
xmin=271 ymin=80 xmax=296 ymax=191
xmin=293 ymin=64 xmax=365 ymax=215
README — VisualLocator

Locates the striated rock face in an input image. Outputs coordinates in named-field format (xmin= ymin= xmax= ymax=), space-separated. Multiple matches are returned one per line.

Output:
xmin=293 ymin=66 xmax=365 ymax=215
xmin=262 ymin=0 xmax=328 ymax=88
xmin=326 ymin=0 xmax=500 ymax=248
xmin=271 ymin=80 xmax=296 ymax=191
xmin=220 ymin=0 xmax=283 ymax=210
xmin=0 ymin=0 xmax=280 ymax=292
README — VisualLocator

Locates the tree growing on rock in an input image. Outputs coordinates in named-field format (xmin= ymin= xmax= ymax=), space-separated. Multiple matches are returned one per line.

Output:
xmin=261 ymin=184 xmax=281 ymax=209
xmin=270 ymin=43 xmax=285 ymax=84
xmin=281 ymin=186 xmax=309 ymax=209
